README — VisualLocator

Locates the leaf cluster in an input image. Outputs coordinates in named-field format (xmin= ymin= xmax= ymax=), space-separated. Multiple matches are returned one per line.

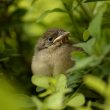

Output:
xmin=0 ymin=0 xmax=110 ymax=110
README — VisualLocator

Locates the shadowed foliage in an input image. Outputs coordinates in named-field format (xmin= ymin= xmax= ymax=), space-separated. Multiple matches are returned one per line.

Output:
xmin=0 ymin=0 xmax=110 ymax=110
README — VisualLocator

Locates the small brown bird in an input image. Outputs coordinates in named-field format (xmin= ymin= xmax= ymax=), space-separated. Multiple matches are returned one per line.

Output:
xmin=31 ymin=29 xmax=79 ymax=76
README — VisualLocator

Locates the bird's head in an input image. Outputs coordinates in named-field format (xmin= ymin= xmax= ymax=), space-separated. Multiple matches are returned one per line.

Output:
xmin=36 ymin=29 xmax=70 ymax=51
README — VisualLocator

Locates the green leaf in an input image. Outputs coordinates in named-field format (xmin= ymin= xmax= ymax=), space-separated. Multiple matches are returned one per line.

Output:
xmin=46 ymin=92 xmax=64 ymax=109
xmin=56 ymin=74 xmax=67 ymax=92
xmin=67 ymin=71 xmax=83 ymax=88
xmin=83 ymin=30 xmax=90 ymax=41
xmin=32 ymin=96 xmax=43 ymax=110
xmin=39 ymin=89 xmax=53 ymax=97
xmin=68 ymin=56 xmax=94 ymax=72
xmin=67 ymin=93 xmax=85 ymax=107
xmin=36 ymin=8 xmax=66 ymax=23
xmin=75 ymin=38 xmax=95 ymax=55
xmin=84 ymin=75 xmax=107 ymax=96
xmin=71 ymin=51 xmax=87 ymax=61
xmin=31 ymin=75 xmax=50 ymax=88
xmin=61 ymin=0 xmax=74 ymax=10
xmin=14 ymin=94 xmax=35 ymax=108
xmin=0 ymin=78 xmax=35 ymax=110
xmin=88 ymin=5 xmax=106 ymax=39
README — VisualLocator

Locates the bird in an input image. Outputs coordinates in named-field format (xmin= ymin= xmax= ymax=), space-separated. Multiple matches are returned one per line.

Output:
xmin=31 ymin=29 xmax=80 ymax=76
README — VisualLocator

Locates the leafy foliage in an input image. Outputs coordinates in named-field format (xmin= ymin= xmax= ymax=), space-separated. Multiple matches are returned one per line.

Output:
xmin=0 ymin=0 xmax=110 ymax=110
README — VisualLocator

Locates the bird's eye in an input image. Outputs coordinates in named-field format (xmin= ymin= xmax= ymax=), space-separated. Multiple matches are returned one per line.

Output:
xmin=48 ymin=37 xmax=53 ymax=42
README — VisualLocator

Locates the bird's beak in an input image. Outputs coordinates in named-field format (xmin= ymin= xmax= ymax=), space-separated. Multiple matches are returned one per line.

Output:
xmin=53 ymin=32 xmax=70 ymax=44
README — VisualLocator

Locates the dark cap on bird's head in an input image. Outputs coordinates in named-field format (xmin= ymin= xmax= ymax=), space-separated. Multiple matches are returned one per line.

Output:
xmin=36 ymin=28 xmax=70 ymax=51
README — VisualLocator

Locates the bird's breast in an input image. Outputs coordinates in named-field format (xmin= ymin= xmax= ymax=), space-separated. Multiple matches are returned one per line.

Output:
xmin=31 ymin=44 xmax=74 ymax=76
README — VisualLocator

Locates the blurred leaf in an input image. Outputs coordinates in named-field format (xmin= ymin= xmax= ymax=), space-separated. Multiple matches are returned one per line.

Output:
xmin=68 ymin=56 xmax=94 ymax=72
xmin=0 ymin=57 xmax=9 ymax=62
xmin=76 ymin=106 xmax=92 ymax=110
xmin=84 ymin=75 xmax=106 ymax=96
xmin=56 ymin=74 xmax=67 ymax=92
xmin=32 ymin=96 xmax=43 ymax=110
xmin=0 ymin=39 xmax=5 ymax=52
xmin=5 ymin=37 xmax=17 ymax=48
xmin=39 ymin=89 xmax=52 ymax=97
xmin=46 ymin=92 xmax=64 ymax=109
xmin=88 ymin=5 xmax=106 ymax=39
xmin=61 ymin=0 xmax=74 ymax=10
xmin=0 ymin=77 xmax=35 ymax=110
xmin=67 ymin=93 xmax=85 ymax=107
xmin=83 ymin=30 xmax=90 ymax=41
xmin=14 ymin=94 xmax=35 ymax=108
xmin=75 ymin=38 xmax=95 ymax=55
xmin=79 ymin=86 xmax=100 ymax=99
xmin=67 ymin=72 xmax=83 ymax=88
xmin=31 ymin=0 xmax=39 ymax=5
xmin=31 ymin=75 xmax=50 ymax=89
xmin=11 ymin=8 xmax=27 ymax=20
xmin=1 ymin=1 xmax=110 ymax=110
xmin=71 ymin=51 xmax=87 ymax=61
xmin=84 ymin=0 xmax=109 ymax=2
xmin=23 ymin=24 xmax=38 ymax=36
xmin=36 ymin=8 xmax=66 ymax=23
